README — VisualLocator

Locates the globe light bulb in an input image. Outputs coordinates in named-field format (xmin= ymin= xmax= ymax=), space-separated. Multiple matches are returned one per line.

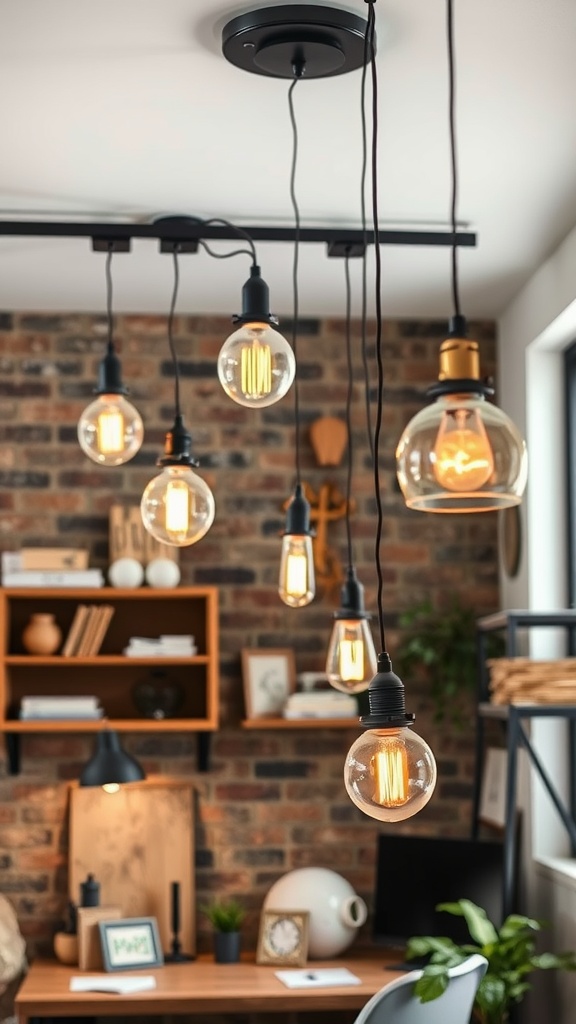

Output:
xmin=141 ymin=465 xmax=215 ymax=547
xmin=278 ymin=533 xmax=315 ymax=608
xmin=326 ymin=618 xmax=377 ymax=694
xmin=344 ymin=726 xmax=437 ymax=823
xmin=77 ymin=393 xmax=143 ymax=466
xmin=433 ymin=406 xmax=494 ymax=491
xmin=218 ymin=322 xmax=295 ymax=408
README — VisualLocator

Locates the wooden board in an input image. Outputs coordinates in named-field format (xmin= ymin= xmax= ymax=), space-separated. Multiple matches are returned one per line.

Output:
xmin=69 ymin=779 xmax=195 ymax=957
xmin=77 ymin=905 xmax=122 ymax=970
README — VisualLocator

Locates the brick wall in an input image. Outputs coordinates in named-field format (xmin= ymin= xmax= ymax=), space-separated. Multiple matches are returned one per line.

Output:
xmin=0 ymin=311 xmax=500 ymax=956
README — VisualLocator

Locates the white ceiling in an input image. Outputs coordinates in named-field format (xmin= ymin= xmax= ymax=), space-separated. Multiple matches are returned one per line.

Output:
xmin=0 ymin=0 xmax=574 ymax=320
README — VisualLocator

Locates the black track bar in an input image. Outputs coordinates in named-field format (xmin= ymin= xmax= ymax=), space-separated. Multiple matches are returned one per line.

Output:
xmin=0 ymin=218 xmax=476 ymax=251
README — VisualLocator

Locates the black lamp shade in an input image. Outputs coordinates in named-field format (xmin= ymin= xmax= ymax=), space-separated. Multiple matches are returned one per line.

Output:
xmin=79 ymin=730 xmax=145 ymax=787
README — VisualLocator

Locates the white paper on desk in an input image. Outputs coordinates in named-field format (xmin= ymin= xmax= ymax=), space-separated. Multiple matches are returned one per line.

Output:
xmin=275 ymin=968 xmax=361 ymax=989
xmin=70 ymin=975 xmax=156 ymax=994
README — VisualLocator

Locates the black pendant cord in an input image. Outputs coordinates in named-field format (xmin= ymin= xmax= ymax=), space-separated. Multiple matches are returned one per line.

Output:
xmin=360 ymin=5 xmax=374 ymax=464
xmin=197 ymin=216 xmax=257 ymax=267
xmin=344 ymin=252 xmax=354 ymax=571
xmin=168 ymin=250 xmax=182 ymax=419
xmin=447 ymin=0 xmax=462 ymax=319
xmin=104 ymin=247 xmax=114 ymax=354
xmin=365 ymin=0 xmax=386 ymax=654
xmin=288 ymin=74 xmax=303 ymax=485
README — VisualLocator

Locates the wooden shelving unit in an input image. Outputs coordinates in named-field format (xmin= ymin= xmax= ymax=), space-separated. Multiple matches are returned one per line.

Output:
xmin=241 ymin=717 xmax=360 ymax=730
xmin=0 ymin=587 xmax=219 ymax=739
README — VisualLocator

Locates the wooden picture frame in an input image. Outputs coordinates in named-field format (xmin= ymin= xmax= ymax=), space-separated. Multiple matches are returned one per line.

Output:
xmin=256 ymin=909 xmax=310 ymax=967
xmin=99 ymin=916 xmax=164 ymax=972
xmin=241 ymin=648 xmax=296 ymax=719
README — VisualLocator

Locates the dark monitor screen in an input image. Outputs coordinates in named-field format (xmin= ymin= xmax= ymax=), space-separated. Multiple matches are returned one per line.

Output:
xmin=373 ymin=834 xmax=508 ymax=948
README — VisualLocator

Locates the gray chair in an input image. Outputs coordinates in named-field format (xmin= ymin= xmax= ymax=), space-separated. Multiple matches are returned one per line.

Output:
xmin=353 ymin=954 xmax=488 ymax=1024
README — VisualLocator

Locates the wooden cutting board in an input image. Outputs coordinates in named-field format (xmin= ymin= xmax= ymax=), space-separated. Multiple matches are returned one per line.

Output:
xmin=69 ymin=779 xmax=195 ymax=957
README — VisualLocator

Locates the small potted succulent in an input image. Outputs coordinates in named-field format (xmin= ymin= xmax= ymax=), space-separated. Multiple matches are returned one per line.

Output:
xmin=201 ymin=899 xmax=245 ymax=964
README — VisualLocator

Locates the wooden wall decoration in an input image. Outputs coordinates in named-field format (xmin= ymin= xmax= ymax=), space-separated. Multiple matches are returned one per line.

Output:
xmin=69 ymin=779 xmax=195 ymax=958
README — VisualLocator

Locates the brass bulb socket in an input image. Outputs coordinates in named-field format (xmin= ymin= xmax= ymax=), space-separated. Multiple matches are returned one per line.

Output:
xmin=438 ymin=337 xmax=481 ymax=381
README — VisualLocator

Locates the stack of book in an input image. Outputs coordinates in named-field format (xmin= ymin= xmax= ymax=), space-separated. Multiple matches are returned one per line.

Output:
xmin=20 ymin=695 xmax=103 ymax=720
xmin=123 ymin=635 xmax=197 ymax=657
xmin=61 ymin=604 xmax=115 ymax=657
xmin=2 ymin=551 xmax=103 ymax=588
xmin=283 ymin=691 xmax=359 ymax=720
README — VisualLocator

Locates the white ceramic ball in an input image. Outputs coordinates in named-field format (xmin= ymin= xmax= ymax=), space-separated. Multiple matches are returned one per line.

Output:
xmin=108 ymin=557 xmax=144 ymax=589
xmin=145 ymin=558 xmax=181 ymax=589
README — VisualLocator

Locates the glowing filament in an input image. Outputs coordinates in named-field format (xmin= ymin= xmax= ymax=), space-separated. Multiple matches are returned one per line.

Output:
xmin=433 ymin=408 xmax=494 ymax=491
xmin=241 ymin=341 xmax=272 ymax=399
xmin=286 ymin=552 xmax=308 ymax=598
xmin=97 ymin=409 xmax=124 ymax=453
xmin=102 ymin=783 xmax=120 ymax=794
xmin=372 ymin=735 xmax=409 ymax=807
xmin=165 ymin=479 xmax=192 ymax=536
xmin=339 ymin=639 xmax=365 ymax=681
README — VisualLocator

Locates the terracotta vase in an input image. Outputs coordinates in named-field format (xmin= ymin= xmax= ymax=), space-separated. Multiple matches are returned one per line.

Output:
xmin=22 ymin=613 xmax=62 ymax=655
xmin=53 ymin=931 xmax=78 ymax=965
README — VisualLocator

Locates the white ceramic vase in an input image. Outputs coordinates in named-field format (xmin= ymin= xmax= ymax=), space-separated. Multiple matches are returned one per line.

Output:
xmin=263 ymin=867 xmax=367 ymax=958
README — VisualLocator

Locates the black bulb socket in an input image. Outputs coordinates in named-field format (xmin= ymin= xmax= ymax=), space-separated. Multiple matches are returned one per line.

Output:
xmin=157 ymin=414 xmax=200 ymax=468
xmin=334 ymin=566 xmax=370 ymax=621
xmin=447 ymin=314 xmax=468 ymax=339
xmin=95 ymin=345 xmax=128 ymax=396
xmin=283 ymin=483 xmax=313 ymax=537
xmin=359 ymin=652 xmax=415 ymax=731
xmin=232 ymin=264 xmax=279 ymax=328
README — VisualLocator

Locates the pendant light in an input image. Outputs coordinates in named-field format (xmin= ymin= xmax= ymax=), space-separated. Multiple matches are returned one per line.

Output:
xmin=326 ymin=254 xmax=376 ymax=693
xmin=141 ymin=250 xmax=215 ymax=547
xmin=218 ymin=262 xmax=295 ymax=409
xmin=77 ymin=248 xmax=143 ymax=466
xmin=79 ymin=729 xmax=145 ymax=792
xmin=343 ymin=0 xmax=437 ymax=822
xmin=278 ymin=71 xmax=315 ymax=609
xmin=395 ymin=0 xmax=527 ymax=513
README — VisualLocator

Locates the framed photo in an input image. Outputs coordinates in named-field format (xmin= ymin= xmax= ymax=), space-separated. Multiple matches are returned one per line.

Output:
xmin=479 ymin=748 xmax=508 ymax=829
xmin=256 ymin=909 xmax=309 ymax=967
xmin=99 ymin=917 xmax=164 ymax=972
xmin=241 ymin=648 xmax=296 ymax=719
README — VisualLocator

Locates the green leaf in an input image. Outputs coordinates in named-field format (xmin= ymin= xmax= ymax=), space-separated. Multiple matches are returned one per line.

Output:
xmin=437 ymin=899 xmax=499 ymax=948
xmin=413 ymin=965 xmax=449 ymax=1003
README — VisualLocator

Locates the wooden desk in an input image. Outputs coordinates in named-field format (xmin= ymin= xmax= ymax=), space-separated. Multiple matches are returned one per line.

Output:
xmin=15 ymin=952 xmax=404 ymax=1023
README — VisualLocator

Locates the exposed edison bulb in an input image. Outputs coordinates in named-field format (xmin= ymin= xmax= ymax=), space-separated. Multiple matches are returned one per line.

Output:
xmin=278 ymin=534 xmax=315 ymax=608
xmin=77 ymin=394 xmax=143 ymax=466
xmin=344 ymin=727 xmax=437 ymax=822
xmin=433 ymin=406 xmax=494 ymax=491
xmin=141 ymin=465 xmax=215 ymax=547
xmin=217 ymin=323 xmax=295 ymax=409
xmin=102 ymin=783 xmax=120 ymax=794
xmin=326 ymin=619 xmax=377 ymax=694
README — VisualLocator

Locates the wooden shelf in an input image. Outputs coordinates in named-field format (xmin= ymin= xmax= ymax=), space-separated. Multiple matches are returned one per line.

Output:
xmin=0 ymin=586 xmax=220 ymax=737
xmin=241 ymin=717 xmax=360 ymax=730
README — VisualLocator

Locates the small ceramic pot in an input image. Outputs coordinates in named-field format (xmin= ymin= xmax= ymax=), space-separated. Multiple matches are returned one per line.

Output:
xmin=214 ymin=931 xmax=241 ymax=964
xmin=22 ymin=613 xmax=62 ymax=655
xmin=53 ymin=931 xmax=79 ymax=965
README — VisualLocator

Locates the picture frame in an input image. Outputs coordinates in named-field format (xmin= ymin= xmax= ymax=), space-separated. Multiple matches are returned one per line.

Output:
xmin=98 ymin=917 xmax=164 ymax=972
xmin=256 ymin=909 xmax=310 ymax=967
xmin=241 ymin=648 xmax=296 ymax=719
xmin=479 ymin=748 xmax=508 ymax=830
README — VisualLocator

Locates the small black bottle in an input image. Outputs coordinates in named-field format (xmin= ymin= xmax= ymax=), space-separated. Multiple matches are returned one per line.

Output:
xmin=79 ymin=872 xmax=100 ymax=907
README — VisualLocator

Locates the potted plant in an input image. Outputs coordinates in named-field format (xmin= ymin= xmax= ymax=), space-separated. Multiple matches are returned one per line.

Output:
xmin=201 ymin=899 xmax=245 ymax=964
xmin=395 ymin=599 xmax=502 ymax=724
xmin=406 ymin=898 xmax=576 ymax=1024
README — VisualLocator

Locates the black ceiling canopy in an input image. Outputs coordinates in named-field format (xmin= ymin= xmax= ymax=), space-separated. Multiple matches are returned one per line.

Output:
xmin=221 ymin=4 xmax=374 ymax=79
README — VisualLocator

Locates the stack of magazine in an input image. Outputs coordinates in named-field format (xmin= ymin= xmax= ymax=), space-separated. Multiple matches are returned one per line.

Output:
xmin=283 ymin=690 xmax=358 ymax=720
xmin=123 ymin=635 xmax=197 ymax=657
xmin=20 ymin=696 xmax=103 ymax=720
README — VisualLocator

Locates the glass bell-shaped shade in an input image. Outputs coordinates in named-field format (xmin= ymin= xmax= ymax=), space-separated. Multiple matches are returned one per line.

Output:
xmin=326 ymin=618 xmax=377 ymax=694
xmin=396 ymin=393 xmax=527 ymax=512
xmin=344 ymin=727 xmax=437 ymax=822
xmin=77 ymin=394 xmax=144 ymax=466
xmin=278 ymin=533 xmax=315 ymax=608
xmin=141 ymin=465 xmax=215 ymax=547
xmin=217 ymin=323 xmax=295 ymax=409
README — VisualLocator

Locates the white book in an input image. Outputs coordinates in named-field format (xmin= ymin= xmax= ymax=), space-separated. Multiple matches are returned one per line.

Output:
xmin=2 ymin=569 xmax=104 ymax=588
xmin=274 ymin=968 xmax=361 ymax=989
xmin=70 ymin=975 xmax=156 ymax=994
xmin=21 ymin=696 xmax=100 ymax=710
